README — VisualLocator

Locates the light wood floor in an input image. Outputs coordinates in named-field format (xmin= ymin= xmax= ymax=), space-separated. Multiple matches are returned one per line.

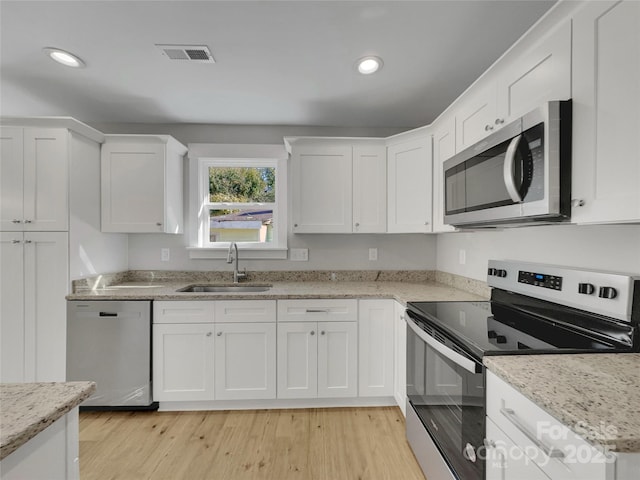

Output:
xmin=79 ymin=407 xmax=425 ymax=480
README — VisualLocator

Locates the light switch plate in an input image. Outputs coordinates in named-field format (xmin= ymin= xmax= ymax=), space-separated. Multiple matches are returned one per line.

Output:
xmin=161 ymin=248 xmax=170 ymax=262
xmin=369 ymin=248 xmax=378 ymax=261
xmin=290 ymin=248 xmax=308 ymax=261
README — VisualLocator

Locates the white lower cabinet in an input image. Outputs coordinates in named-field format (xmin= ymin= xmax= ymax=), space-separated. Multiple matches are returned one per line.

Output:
xmin=486 ymin=371 xmax=631 ymax=480
xmin=152 ymin=300 xmax=277 ymax=403
xmin=358 ymin=300 xmax=394 ymax=397
xmin=393 ymin=301 xmax=407 ymax=416
xmin=486 ymin=417 xmax=551 ymax=480
xmin=277 ymin=320 xmax=357 ymax=399
xmin=153 ymin=323 xmax=215 ymax=402
xmin=214 ymin=322 xmax=276 ymax=400
xmin=0 ymin=231 xmax=68 ymax=383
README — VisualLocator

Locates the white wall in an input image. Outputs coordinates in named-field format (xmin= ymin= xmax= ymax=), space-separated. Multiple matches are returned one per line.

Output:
xmin=437 ymin=224 xmax=640 ymax=280
xmin=68 ymin=132 xmax=128 ymax=279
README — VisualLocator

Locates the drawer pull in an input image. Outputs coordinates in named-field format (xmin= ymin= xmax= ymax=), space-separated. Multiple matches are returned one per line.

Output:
xmin=306 ymin=309 xmax=330 ymax=313
xmin=500 ymin=407 xmax=565 ymax=459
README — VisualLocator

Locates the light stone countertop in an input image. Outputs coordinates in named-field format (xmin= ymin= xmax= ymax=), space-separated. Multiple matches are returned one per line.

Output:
xmin=0 ymin=382 xmax=96 ymax=460
xmin=66 ymin=280 xmax=487 ymax=304
xmin=484 ymin=354 xmax=640 ymax=453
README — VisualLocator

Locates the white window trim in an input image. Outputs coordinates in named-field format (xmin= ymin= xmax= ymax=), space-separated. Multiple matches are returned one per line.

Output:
xmin=188 ymin=153 xmax=288 ymax=260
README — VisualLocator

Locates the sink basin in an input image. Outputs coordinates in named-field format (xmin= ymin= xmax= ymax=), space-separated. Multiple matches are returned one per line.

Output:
xmin=177 ymin=284 xmax=272 ymax=293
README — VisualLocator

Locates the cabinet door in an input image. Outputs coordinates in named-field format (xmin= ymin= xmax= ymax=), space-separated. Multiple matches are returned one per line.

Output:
xmin=0 ymin=232 xmax=25 ymax=382
xmin=277 ymin=322 xmax=318 ymax=399
xmin=486 ymin=418 xmax=551 ymax=480
xmin=353 ymin=145 xmax=387 ymax=233
xmin=572 ymin=0 xmax=640 ymax=223
xmin=214 ymin=322 xmax=276 ymax=400
xmin=101 ymin=142 xmax=166 ymax=233
xmin=455 ymin=83 xmax=498 ymax=152
xmin=0 ymin=127 xmax=24 ymax=231
xmin=291 ymin=145 xmax=352 ymax=233
xmin=153 ymin=323 xmax=214 ymax=401
xmin=497 ymin=19 xmax=571 ymax=122
xmin=317 ymin=321 xmax=357 ymax=398
xmin=393 ymin=302 xmax=407 ymax=416
xmin=387 ymin=137 xmax=433 ymax=233
xmin=24 ymin=232 xmax=68 ymax=382
xmin=358 ymin=300 xmax=394 ymax=397
xmin=23 ymin=129 xmax=69 ymax=231
xmin=432 ymin=117 xmax=457 ymax=233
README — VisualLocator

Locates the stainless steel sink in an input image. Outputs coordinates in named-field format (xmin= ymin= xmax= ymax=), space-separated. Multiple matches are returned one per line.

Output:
xmin=177 ymin=284 xmax=272 ymax=293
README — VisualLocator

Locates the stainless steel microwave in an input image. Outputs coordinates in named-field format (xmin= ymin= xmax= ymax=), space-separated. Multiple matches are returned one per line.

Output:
xmin=443 ymin=100 xmax=572 ymax=228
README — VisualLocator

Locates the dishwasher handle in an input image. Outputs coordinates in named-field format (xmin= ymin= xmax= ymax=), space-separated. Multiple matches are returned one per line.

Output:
xmin=99 ymin=312 xmax=119 ymax=317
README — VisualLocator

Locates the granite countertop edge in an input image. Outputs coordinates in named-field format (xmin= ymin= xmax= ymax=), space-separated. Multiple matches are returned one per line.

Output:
xmin=0 ymin=382 xmax=96 ymax=461
xmin=66 ymin=280 xmax=489 ymax=305
xmin=484 ymin=354 xmax=640 ymax=454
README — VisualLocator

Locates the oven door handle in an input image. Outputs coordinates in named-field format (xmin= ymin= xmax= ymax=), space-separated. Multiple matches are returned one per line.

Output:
xmin=503 ymin=134 xmax=523 ymax=203
xmin=406 ymin=317 xmax=479 ymax=374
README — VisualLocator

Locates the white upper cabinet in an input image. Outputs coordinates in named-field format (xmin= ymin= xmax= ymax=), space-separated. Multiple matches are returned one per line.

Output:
xmin=387 ymin=133 xmax=433 ymax=233
xmin=456 ymin=19 xmax=571 ymax=152
xmin=290 ymin=140 xmax=386 ymax=234
xmin=571 ymin=0 xmax=640 ymax=224
xmin=101 ymin=135 xmax=187 ymax=233
xmin=0 ymin=127 xmax=69 ymax=231
xmin=353 ymin=145 xmax=387 ymax=233
xmin=431 ymin=116 xmax=457 ymax=233
xmin=291 ymin=143 xmax=353 ymax=233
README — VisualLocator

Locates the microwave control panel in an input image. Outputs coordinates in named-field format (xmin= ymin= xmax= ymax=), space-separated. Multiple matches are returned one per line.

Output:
xmin=518 ymin=270 xmax=563 ymax=290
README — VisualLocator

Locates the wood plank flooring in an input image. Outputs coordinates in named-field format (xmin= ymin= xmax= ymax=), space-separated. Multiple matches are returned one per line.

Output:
xmin=79 ymin=407 xmax=425 ymax=480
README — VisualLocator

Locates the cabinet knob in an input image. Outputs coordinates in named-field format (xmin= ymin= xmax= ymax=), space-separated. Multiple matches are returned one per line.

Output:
xmin=11 ymin=240 xmax=21 ymax=244
xmin=12 ymin=219 xmax=21 ymax=224
xmin=294 ymin=223 xmax=298 ymax=228
xmin=216 ymin=331 xmax=223 ymax=336
xmin=156 ymin=222 xmax=162 ymax=226
xmin=355 ymin=223 xmax=360 ymax=227
xmin=484 ymin=124 xmax=494 ymax=132
xmin=23 ymin=219 xmax=32 ymax=224
xmin=571 ymin=199 xmax=585 ymax=207
xmin=424 ymin=221 xmax=429 ymax=225
xmin=310 ymin=330 xmax=315 ymax=336
xmin=24 ymin=240 xmax=32 ymax=244
xmin=206 ymin=332 xmax=212 ymax=337
xmin=321 ymin=331 xmax=326 ymax=335
xmin=494 ymin=118 xmax=505 ymax=125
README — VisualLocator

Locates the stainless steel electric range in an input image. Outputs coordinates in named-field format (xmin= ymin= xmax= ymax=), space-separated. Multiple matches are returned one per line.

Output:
xmin=405 ymin=260 xmax=640 ymax=480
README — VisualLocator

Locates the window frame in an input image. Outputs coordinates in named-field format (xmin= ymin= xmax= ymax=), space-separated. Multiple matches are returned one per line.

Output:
xmin=190 ymin=155 xmax=288 ymax=259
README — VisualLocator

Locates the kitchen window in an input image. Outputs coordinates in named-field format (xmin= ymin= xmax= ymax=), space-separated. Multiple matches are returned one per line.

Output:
xmin=190 ymin=155 xmax=288 ymax=259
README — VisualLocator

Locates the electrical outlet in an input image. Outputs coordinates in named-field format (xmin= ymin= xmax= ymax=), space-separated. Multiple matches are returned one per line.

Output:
xmin=161 ymin=248 xmax=170 ymax=262
xmin=290 ymin=248 xmax=308 ymax=261
xmin=459 ymin=249 xmax=466 ymax=265
xmin=369 ymin=248 xmax=378 ymax=261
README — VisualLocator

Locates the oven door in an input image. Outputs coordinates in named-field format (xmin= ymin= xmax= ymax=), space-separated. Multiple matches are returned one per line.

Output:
xmin=406 ymin=313 xmax=485 ymax=480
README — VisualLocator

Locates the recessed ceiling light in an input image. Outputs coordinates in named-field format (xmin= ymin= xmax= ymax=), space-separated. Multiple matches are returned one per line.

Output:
xmin=43 ymin=47 xmax=85 ymax=68
xmin=356 ymin=56 xmax=383 ymax=75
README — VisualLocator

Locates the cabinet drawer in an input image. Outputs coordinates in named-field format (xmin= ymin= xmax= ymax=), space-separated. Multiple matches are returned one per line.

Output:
xmin=153 ymin=301 xmax=215 ymax=324
xmin=214 ymin=300 xmax=276 ymax=323
xmin=487 ymin=371 xmax=615 ymax=480
xmin=277 ymin=299 xmax=357 ymax=322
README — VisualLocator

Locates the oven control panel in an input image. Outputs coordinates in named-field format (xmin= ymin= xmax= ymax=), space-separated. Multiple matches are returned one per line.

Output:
xmin=518 ymin=271 xmax=562 ymax=290
xmin=487 ymin=260 xmax=638 ymax=323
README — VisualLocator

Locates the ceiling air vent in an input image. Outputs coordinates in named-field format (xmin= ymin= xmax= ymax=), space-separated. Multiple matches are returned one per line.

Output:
xmin=155 ymin=44 xmax=215 ymax=63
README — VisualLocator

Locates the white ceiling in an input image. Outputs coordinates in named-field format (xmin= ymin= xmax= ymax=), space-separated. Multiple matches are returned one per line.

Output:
xmin=0 ymin=0 xmax=555 ymax=128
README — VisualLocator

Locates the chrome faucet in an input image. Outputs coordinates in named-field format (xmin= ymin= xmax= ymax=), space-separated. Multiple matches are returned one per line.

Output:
xmin=226 ymin=242 xmax=247 ymax=284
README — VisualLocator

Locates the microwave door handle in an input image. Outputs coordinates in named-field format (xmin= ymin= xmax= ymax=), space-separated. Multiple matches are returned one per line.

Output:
xmin=406 ymin=316 xmax=478 ymax=374
xmin=503 ymin=135 xmax=523 ymax=203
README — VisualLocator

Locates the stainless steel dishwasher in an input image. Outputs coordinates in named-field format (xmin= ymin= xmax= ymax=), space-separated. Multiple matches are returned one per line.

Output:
xmin=67 ymin=300 xmax=157 ymax=409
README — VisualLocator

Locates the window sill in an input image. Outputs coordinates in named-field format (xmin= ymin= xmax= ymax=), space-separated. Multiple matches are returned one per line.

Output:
xmin=187 ymin=247 xmax=288 ymax=260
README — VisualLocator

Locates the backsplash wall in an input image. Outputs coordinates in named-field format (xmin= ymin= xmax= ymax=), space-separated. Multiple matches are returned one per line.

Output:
xmin=437 ymin=224 xmax=640 ymax=280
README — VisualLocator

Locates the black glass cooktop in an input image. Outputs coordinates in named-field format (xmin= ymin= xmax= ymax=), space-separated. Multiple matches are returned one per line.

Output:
xmin=407 ymin=290 xmax=637 ymax=361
